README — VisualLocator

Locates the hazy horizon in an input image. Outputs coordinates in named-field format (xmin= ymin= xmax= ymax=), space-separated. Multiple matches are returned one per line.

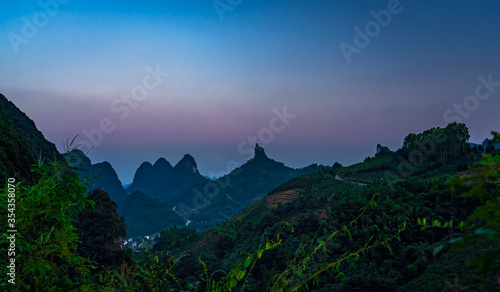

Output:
xmin=2 ymin=0 xmax=500 ymax=183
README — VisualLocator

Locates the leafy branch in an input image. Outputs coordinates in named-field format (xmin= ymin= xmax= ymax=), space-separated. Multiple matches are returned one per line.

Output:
xmin=270 ymin=192 xmax=406 ymax=291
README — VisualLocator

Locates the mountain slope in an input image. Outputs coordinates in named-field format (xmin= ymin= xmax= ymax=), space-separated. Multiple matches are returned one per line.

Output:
xmin=0 ymin=94 xmax=65 ymax=163
xmin=154 ymin=123 xmax=500 ymax=291
xmin=118 ymin=190 xmax=184 ymax=238
xmin=125 ymin=158 xmax=173 ymax=199
xmin=75 ymin=188 xmax=130 ymax=270
xmin=172 ymin=144 xmax=325 ymax=229
xmin=65 ymin=149 xmax=128 ymax=203
xmin=0 ymin=107 xmax=36 ymax=188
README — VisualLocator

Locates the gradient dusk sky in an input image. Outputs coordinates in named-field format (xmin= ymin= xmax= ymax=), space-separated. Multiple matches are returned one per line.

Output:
xmin=1 ymin=0 xmax=500 ymax=184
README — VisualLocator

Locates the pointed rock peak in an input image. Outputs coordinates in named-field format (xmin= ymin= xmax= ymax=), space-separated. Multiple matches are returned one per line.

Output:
xmin=254 ymin=143 xmax=268 ymax=160
xmin=179 ymin=154 xmax=196 ymax=166
xmin=376 ymin=144 xmax=384 ymax=154
xmin=175 ymin=154 xmax=198 ymax=173
xmin=154 ymin=157 xmax=173 ymax=169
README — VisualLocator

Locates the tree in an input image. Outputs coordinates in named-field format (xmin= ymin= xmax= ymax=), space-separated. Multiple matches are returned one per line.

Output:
xmin=421 ymin=132 xmax=500 ymax=275
xmin=448 ymin=132 xmax=500 ymax=274
xmin=75 ymin=188 xmax=131 ymax=273
xmin=0 ymin=159 xmax=93 ymax=291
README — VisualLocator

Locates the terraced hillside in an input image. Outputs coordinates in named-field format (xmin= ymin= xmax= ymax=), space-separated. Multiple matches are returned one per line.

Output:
xmin=171 ymin=188 xmax=304 ymax=257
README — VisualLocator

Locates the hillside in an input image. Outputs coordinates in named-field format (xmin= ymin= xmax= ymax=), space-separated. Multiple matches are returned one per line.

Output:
xmin=118 ymin=190 xmax=184 ymax=239
xmin=0 ymin=106 xmax=36 ymax=188
xmin=172 ymin=144 xmax=325 ymax=229
xmin=65 ymin=149 xmax=128 ymax=203
xmin=0 ymin=94 xmax=77 ymax=189
xmin=0 ymin=94 xmax=65 ymax=163
xmin=152 ymin=124 xmax=500 ymax=291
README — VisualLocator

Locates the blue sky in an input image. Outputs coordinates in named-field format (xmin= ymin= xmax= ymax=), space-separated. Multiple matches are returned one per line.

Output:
xmin=1 ymin=0 xmax=500 ymax=183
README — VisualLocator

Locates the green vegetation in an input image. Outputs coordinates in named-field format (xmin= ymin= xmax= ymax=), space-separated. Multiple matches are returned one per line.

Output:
xmin=0 ymin=160 xmax=93 ymax=290
xmin=0 ymin=109 xmax=35 ymax=189
xmin=75 ymin=188 xmax=132 ymax=273
xmin=174 ymin=146 xmax=324 ymax=230
xmin=421 ymin=131 xmax=500 ymax=275
xmin=149 ymin=123 xmax=499 ymax=291
xmin=118 ymin=190 xmax=185 ymax=239
xmin=0 ymin=94 xmax=65 ymax=163
xmin=1 ymin=120 xmax=499 ymax=291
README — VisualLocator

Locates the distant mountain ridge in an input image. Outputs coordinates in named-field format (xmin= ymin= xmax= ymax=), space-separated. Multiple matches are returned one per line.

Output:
xmin=172 ymin=144 xmax=325 ymax=229
xmin=126 ymin=154 xmax=209 ymax=202
xmin=156 ymin=123 xmax=498 ymax=291
xmin=119 ymin=143 xmax=325 ymax=231
xmin=64 ymin=149 xmax=189 ymax=238
xmin=65 ymin=149 xmax=128 ymax=203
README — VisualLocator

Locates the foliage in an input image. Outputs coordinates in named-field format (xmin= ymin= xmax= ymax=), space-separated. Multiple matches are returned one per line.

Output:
xmin=0 ymin=108 xmax=35 ymax=189
xmin=269 ymin=194 xmax=406 ymax=291
xmin=0 ymin=159 xmax=94 ymax=291
xmin=208 ymin=236 xmax=282 ymax=291
xmin=153 ymin=123 xmax=494 ymax=291
xmin=75 ymin=188 xmax=132 ymax=273
xmin=421 ymin=131 xmax=500 ymax=275
xmin=2 ymin=120 xmax=498 ymax=291
xmin=153 ymin=226 xmax=198 ymax=253
xmin=92 ymin=249 xmax=184 ymax=291
xmin=400 ymin=122 xmax=470 ymax=165
xmin=118 ymin=190 xmax=185 ymax=239
xmin=86 ymin=235 xmax=280 ymax=291
xmin=0 ymin=94 xmax=66 ymax=163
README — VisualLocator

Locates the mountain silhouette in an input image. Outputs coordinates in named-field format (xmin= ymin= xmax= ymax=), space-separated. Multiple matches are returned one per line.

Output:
xmin=0 ymin=104 xmax=35 ymax=188
xmin=65 ymin=149 xmax=128 ymax=203
xmin=126 ymin=154 xmax=208 ymax=202
xmin=172 ymin=144 xmax=325 ymax=229
xmin=0 ymin=94 xmax=65 ymax=163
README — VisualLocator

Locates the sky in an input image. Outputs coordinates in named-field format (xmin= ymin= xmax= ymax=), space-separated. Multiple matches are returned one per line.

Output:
xmin=1 ymin=0 xmax=500 ymax=184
